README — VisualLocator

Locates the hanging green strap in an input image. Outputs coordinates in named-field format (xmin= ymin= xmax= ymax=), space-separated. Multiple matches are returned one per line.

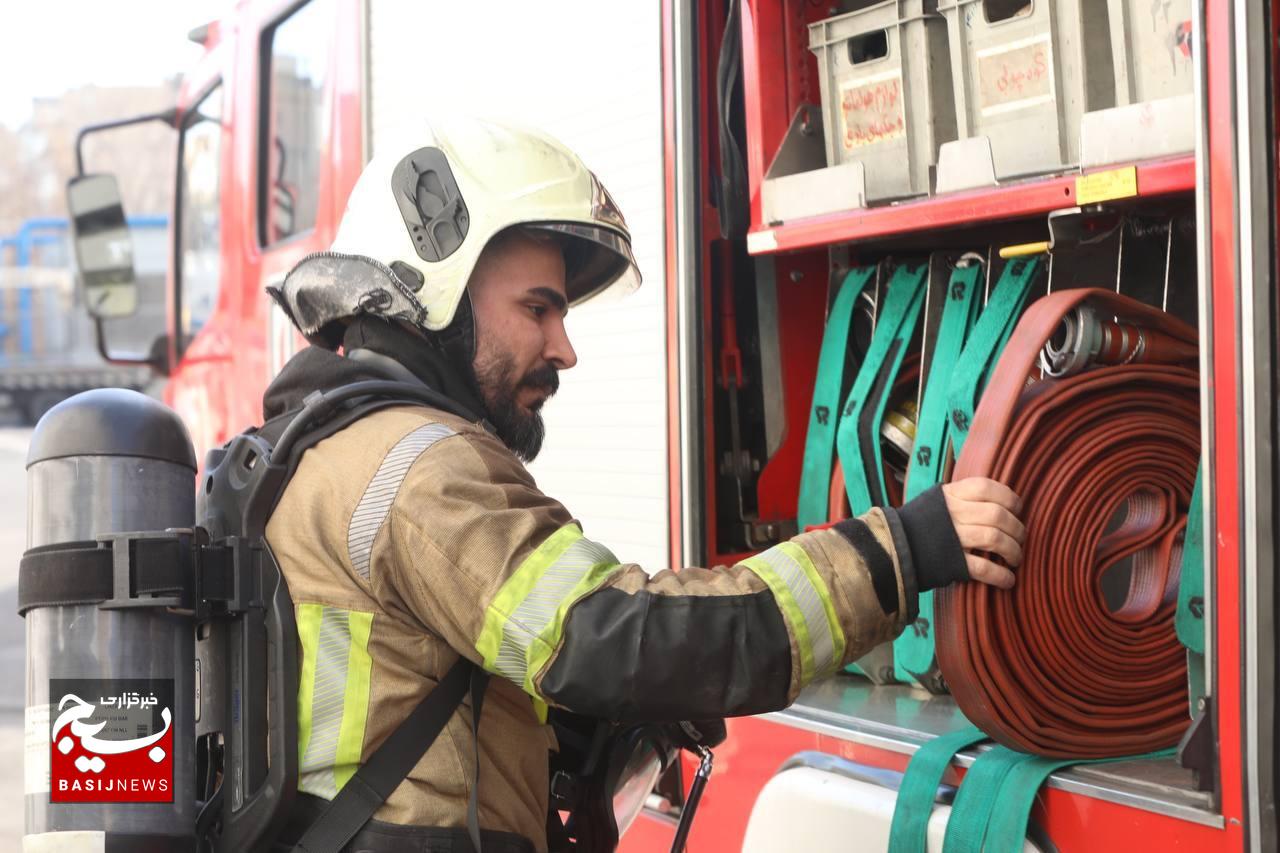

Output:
xmin=940 ymin=746 xmax=1030 ymax=852
xmin=890 ymin=735 xmax=1178 ymax=853
xmin=894 ymin=263 xmax=984 ymax=686
xmin=946 ymin=258 xmax=1041 ymax=456
xmin=838 ymin=263 xmax=930 ymax=515
xmin=887 ymin=726 xmax=988 ymax=853
xmin=978 ymin=754 xmax=1077 ymax=853
xmin=1176 ymin=468 xmax=1206 ymax=710
xmin=904 ymin=264 xmax=984 ymax=501
xmin=798 ymin=266 xmax=877 ymax=532
xmin=978 ymin=747 xmax=1177 ymax=853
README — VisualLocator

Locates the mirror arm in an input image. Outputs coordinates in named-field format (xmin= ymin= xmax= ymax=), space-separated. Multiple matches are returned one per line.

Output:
xmin=92 ymin=318 xmax=168 ymax=374
xmin=75 ymin=109 xmax=179 ymax=177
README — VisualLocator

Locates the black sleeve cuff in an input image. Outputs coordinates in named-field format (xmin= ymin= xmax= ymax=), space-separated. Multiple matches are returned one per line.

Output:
xmin=878 ymin=508 xmax=919 ymax=623
xmin=894 ymin=485 xmax=969 ymax=593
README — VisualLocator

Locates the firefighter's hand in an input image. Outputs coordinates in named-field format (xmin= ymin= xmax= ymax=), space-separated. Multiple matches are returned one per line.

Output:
xmin=941 ymin=477 xmax=1025 ymax=590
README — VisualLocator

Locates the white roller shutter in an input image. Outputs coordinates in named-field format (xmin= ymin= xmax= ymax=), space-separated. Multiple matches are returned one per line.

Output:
xmin=367 ymin=0 xmax=669 ymax=571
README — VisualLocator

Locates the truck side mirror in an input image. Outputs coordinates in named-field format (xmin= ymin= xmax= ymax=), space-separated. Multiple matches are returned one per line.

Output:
xmin=67 ymin=173 xmax=139 ymax=320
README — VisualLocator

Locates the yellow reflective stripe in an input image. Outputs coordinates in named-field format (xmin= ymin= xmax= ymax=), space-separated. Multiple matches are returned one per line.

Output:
xmin=478 ymin=523 xmax=622 ymax=697
xmin=295 ymin=603 xmax=323 ymax=764
xmin=333 ymin=610 xmax=373 ymax=792
xmin=296 ymin=605 xmax=376 ymax=799
xmin=477 ymin=524 xmax=584 ymax=669
xmin=743 ymin=541 xmax=843 ymax=682
xmin=742 ymin=554 xmax=817 ymax=683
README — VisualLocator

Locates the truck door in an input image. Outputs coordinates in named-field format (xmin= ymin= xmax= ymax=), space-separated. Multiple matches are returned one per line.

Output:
xmin=168 ymin=0 xmax=359 ymax=460
xmin=254 ymin=0 xmax=360 ymax=390
xmin=166 ymin=75 xmax=229 ymax=455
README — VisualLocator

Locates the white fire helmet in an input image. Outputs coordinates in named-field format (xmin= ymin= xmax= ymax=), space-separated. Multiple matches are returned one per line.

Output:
xmin=270 ymin=116 xmax=642 ymax=347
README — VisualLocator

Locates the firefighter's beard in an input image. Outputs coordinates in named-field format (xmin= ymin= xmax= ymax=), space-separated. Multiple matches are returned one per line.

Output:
xmin=468 ymin=348 xmax=559 ymax=463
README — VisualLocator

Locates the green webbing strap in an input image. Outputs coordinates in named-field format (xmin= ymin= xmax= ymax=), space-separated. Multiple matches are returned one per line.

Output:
xmin=940 ymin=746 xmax=1030 ymax=852
xmin=946 ymin=258 xmax=1041 ymax=456
xmin=894 ymin=263 xmax=984 ymax=686
xmin=838 ymin=263 xmax=930 ymax=515
xmin=890 ymin=738 xmax=1179 ymax=853
xmin=904 ymin=264 xmax=984 ymax=501
xmin=887 ymin=726 xmax=988 ymax=853
xmin=798 ymin=266 xmax=877 ymax=532
xmin=891 ymin=735 xmax=1178 ymax=853
xmin=978 ymin=753 xmax=1076 ymax=853
xmin=955 ymin=747 xmax=1178 ymax=853
xmin=1176 ymin=468 xmax=1206 ymax=711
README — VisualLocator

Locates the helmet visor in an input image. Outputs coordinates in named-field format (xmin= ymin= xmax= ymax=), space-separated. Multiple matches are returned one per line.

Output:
xmin=528 ymin=222 xmax=642 ymax=307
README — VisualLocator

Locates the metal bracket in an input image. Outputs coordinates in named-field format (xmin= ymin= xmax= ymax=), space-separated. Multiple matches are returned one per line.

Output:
xmin=745 ymin=519 xmax=798 ymax=550
xmin=935 ymin=136 xmax=999 ymax=194
xmin=93 ymin=526 xmax=267 ymax=619
xmin=96 ymin=528 xmax=197 ymax=611
xmin=1177 ymin=695 xmax=1218 ymax=794
xmin=761 ymin=104 xmax=867 ymax=224
xmin=215 ymin=536 xmax=266 ymax=615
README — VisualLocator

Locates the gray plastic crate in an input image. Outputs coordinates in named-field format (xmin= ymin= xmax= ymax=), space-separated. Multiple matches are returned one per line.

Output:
xmin=1108 ymin=0 xmax=1193 ymax=104
xmin=808 ymin=0 xmax=956 ymax=202
xmin=1078 ymin=0 xmax=1193 ymax=168
xmin=937 ymin=0 xmax=1116 ymax=178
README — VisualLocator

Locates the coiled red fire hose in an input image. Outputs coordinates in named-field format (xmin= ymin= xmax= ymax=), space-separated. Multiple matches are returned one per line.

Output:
xmin=936 ymin=288 xmax=1200 ymax=758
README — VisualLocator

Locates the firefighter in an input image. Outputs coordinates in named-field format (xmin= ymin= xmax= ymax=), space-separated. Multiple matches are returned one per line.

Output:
xmin=263 ymin=117 xmax=1025 ymax=853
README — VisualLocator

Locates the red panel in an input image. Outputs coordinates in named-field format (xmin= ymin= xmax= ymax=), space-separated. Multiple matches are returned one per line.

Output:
xmin=754 ymin=251 xmax=829 ymax=522
xmin=1204 ymin=0 xmax=1247 ymax=845
xmin=746 ymin=156 xmax=1196 ymax=255
xmin=741 ymin=0 xmax=789 ymax=230
xmin=651 ymin=717 xmax=1234 ymax=852
xmin=818 ymin=735 xmax=1231 ymax=850
xmin=741 ymin=1 xmax=830 ymax=232
xmin=671 ymin=717 xmax=820 ymax=851
xmin=164 ymin=0 xmax=365 ymax=459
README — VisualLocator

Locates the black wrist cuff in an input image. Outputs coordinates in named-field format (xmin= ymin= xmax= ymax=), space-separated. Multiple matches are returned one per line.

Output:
xmin=897 ymin=485 xmax=969 ymax=592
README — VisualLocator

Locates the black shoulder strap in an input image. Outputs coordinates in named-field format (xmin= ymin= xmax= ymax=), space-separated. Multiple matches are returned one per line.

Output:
xmin=292 ymin=659 xmax=490 ymax=853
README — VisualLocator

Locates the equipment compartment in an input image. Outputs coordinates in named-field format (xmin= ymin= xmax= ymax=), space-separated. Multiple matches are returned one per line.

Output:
xmin=681 ymin=0 xmax=1221 ymax=835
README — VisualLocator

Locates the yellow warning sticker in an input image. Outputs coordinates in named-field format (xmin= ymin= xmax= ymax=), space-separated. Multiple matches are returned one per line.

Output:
xmin=1076 ymin=166 xmax=1139 ymax=205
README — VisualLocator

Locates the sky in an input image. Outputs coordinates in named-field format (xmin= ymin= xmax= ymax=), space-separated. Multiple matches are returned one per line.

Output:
xmin=1 ymin=2 xmax=236 ymax=129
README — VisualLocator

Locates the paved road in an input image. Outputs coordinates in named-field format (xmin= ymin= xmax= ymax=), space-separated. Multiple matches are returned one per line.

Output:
xmin=0 ymin=428 xmax=33 ymax=847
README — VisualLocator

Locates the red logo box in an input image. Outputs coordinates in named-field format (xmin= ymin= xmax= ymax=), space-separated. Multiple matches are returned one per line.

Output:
xmin=49 ymin=679 xmax=174 ymax=803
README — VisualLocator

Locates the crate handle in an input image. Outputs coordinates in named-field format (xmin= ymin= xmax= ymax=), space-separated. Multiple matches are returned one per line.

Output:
xmin=983 ymin=0 xmax=1035 ymax=25
xmin=847 ymin=29 xmax=889 ymax=66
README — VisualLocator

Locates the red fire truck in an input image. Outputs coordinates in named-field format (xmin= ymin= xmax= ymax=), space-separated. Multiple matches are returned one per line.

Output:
xmin=64 ymin=0 xmax=1274 ymax=850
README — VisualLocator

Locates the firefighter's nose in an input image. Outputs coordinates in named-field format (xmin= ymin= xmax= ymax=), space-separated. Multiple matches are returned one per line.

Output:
xmin=545 ymin=318 xmax=578 ymax=371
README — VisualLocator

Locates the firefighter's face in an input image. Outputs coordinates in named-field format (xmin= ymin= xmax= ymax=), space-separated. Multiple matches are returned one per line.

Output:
xmin=467 ymin=230 xmax=577 ymax=462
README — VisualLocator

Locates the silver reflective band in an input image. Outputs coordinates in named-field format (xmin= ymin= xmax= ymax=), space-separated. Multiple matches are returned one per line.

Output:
xmin=492 ymin=535 xmax=619 ymax=685
xmin=752 ymin=544 xmax=838 ymax=677
xmin=300 ymin=607 xmax=355 ymax=799
xmin=348 ymin=423 xmax=456 ymax=579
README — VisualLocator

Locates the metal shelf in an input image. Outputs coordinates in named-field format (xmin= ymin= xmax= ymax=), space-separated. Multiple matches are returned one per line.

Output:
xmin=746 ymin=156 xmax=1195 ymax=256
xmin=765 ymin=676 xmax=1222 ymax=829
